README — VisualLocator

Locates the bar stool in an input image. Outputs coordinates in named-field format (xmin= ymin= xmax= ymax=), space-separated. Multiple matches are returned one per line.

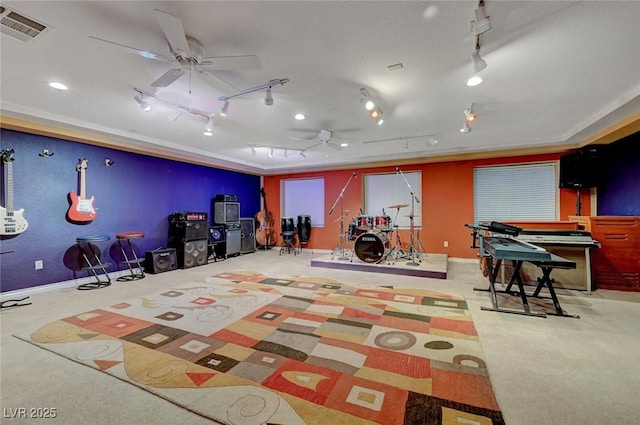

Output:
xmin=76 ymin=235 xmax=112 ymax=290
xmin=115 ymin=231 xmax=146 ymax=281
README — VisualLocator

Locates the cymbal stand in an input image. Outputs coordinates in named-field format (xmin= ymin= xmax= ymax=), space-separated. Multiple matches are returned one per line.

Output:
xmin=386 ymin=207 xmax=404 ymax=264
xmin=397 ymin=168 xmax=424 ymax=266
xmin=329 ymin=172 xmax=357 ymax=260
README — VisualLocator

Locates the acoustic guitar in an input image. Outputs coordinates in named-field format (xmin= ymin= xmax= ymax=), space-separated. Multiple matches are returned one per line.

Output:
xmin=255 ymin=187 xmax=276 ymax=248
xmin=0 ymin=149 xmax=29 ymax=235
xmin=67 ymin=158 xmax=97 ymax=222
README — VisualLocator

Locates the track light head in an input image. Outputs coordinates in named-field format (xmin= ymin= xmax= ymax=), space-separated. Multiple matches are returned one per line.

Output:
xmin=264 ymin=87 xmax=274 ymax=106
xmin=472 ymin=2 xmax=491 ymax=35
xmin=460 ymin=121 xmax=471 ymax=133
xmin=250 ymin=146 xmax=256 ymax=156
xmin=299 ymin=151 xmax=306 ymax=158
xmin=464 ymin=105 xmax=477 ymax=122
xmin=134 ymin=94 xmax=151 ymax=112
xmin=268 ymin=147 xmax=274 ymax=158
xmin=471 ymin=50 xmax=487 ymax=73
xmin=168 ymin=107 xmax=182 ymax=121
xmin=220 ymin=100 xmax=230 ymax=116
xmin=205 ymin=116 xmax=214 ymax=132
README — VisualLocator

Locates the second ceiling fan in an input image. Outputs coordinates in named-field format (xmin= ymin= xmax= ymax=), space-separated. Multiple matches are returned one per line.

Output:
xmin=89 ymin=9 xmax=260 ymax=95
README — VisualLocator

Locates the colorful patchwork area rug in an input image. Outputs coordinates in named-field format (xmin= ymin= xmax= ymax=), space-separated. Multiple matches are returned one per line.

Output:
xmin=15 ymin=272 xmax=505 ymax=425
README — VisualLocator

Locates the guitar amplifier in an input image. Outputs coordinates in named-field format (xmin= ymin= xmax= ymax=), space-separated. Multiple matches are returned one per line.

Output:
xmin=169 ymin=211 xmax=208 ymax=222
xmin=169 ymin=220 xmax=209 ymax=243
xmin=214 ymin=194 xmax=238 ymax=202
xmin=145 ymin=248 xmax=177 ymax=274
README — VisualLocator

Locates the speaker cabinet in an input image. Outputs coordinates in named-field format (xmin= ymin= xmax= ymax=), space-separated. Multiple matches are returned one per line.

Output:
xmin=240 ymin=218 xmax=256 ymax=254
xmin=145 ymin=248 xmax=177 ymax=274
xmin=169 ymin=220 xmax=209 ymax=244
xmin=176 ymin=239 xmax=208 ymax=269
xmin=209 ymin=225 xmax=226 ymax=243
xmin=225 ymin=225 xmax=242 ymax=257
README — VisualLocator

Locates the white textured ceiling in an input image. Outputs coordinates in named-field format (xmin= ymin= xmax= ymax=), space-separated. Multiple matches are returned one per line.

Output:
xmin=1 ymin=1 xmax=639 ymax=174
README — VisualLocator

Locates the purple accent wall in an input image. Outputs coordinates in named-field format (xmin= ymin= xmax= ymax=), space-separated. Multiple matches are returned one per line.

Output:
xmin=0 ymin=129 xmax=260 ymax=292
xmin=598 ymin=132 xmax=640 ymax=216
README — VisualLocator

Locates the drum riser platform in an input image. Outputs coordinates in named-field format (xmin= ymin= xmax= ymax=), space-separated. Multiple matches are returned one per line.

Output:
xmin=310 ymin=254 xmax=448 ymax=279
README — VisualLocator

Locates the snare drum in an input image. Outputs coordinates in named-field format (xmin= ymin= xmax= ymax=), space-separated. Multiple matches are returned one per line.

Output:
xmin=374 ymin=215 xmax=391 ymax=229
xmin=354 ymin=232 xmax=390 ymax=264
xmin=356 ymin=215 xmax=373 ymax=229
xmin=281 ymin=217 xmax=295 ymax=233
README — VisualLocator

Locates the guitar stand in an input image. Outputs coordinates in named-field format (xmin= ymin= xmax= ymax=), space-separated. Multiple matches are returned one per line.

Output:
xmin=0 ymin=297 xmax=32 ymax=309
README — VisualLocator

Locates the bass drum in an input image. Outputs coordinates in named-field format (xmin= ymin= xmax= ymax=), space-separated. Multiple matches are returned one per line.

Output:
xmin=354 ymin=232 xmax=390 ymax=264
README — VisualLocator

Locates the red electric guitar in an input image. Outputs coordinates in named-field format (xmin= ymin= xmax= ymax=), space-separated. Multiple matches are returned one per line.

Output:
xmin=67 ymin=158 xmax=97 ymax=222
xmin=1 ymin=149 xmax=29 ymax=235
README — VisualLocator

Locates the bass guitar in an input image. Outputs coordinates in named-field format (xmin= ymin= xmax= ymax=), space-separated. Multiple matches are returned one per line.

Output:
xmin=67 ymin=158 xmax=97 ymax=222
xmin=0 ymin=149 xmax=29 ymax=235
xmin=255 ymin=187 xmax=277 ymax=248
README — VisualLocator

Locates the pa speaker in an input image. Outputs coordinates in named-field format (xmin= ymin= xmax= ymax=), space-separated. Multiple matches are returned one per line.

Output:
xmin=177 ymin=239 xmax=208 ymax=269
xmin=209 ymin=225 xmax=226 ymax=243
xmin=145 ymin=248 xmax=177 ymax=274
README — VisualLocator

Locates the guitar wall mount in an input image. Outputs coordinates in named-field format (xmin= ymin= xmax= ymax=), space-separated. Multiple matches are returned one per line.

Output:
xmin=104 ymin=158 xmax=115 ymax=167
xmin=39 ymin=149 xmax=54 ymax=158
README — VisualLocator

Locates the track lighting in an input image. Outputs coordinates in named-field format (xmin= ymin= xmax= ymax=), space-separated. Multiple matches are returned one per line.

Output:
xmin=250 ymin=146 xmax=256 ymax=156
xmin=299 ymin=151 xmax=306 ymax=158
xmin=284 ymin=149 xmax=288 ymax=158
xmin=217 ymin=78 xmax=289 ymax=106
xmin=426 ymin=137 xmax=439 ymax=146
xmin=134 ymin=94 xmax=151 ymax=112
xmin=268 ymin=147 xmax=274 ymax=158
xmin=220 ymin=100 xmax=229 ymax=116
xmin=464 ymin=104 xmax=477 ymax=122
xmin=168 ymin=107 xmax=182 ymax=121
xmin=265 ymin=87 xmax=274 ymax=106
xmin=472 ymin=0 xmax=491 ymax=35
xmin=460 ymin=121 xmax=471 ymax=133
xmin=360 ymin=88 xmax=384 ymax=125
xmin=471 ymin=35 xmax=487 ymax=73
xmin=205 ymin=116 xmax=214 ymax=132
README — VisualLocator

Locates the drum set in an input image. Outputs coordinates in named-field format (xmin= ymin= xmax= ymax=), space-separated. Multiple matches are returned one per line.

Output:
xmin=340 ymin=204 xmax=424 ymax=265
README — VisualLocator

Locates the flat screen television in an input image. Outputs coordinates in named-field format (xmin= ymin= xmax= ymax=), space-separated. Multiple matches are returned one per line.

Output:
xmin=559 ymin=146 xmax=607 ymax=189
xmin=213 ymin=201 xmax=240 ymax=224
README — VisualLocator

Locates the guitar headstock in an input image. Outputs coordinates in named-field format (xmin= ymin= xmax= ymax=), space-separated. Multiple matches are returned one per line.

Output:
xmin=260 ymin=187 xmax=266 ymax=197
xmin=1 ymin=149 xmax=15 ymax=163
xmin=76 ymin=158 xmax=88 ymax=171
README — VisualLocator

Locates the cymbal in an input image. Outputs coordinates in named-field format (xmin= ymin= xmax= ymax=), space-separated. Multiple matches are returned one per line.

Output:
xmin=388 ymin=204 xmax=409 ymax=209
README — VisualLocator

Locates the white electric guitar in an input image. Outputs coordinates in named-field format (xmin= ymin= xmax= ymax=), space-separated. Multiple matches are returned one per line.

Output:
xmin=1 ymin=149 xmax=29 ymax=235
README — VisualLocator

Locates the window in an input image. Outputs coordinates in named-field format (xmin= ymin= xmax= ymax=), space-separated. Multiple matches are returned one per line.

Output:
xmin=281 ymin=178 xmax=325 ymax=227
xmin=473 ymin=162 xmax=557 ymax=223
xmin=364 ymin=171 xmax=422 ymax=228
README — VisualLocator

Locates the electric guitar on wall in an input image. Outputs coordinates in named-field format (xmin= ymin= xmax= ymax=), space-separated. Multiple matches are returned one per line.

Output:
xmin=0 ymin=149 xmax=29 ymax=235
xmin=67 ymin=158 xmax=97 ymax=222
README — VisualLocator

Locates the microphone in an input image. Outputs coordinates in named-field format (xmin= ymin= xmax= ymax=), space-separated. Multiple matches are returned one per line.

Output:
xmin=360 ymin=207 xmax=364 ymax=215
xmin=353 ymin=172 xmax=357 ymax=178
xmin=395 ymin=167 xmax=399 ymax=174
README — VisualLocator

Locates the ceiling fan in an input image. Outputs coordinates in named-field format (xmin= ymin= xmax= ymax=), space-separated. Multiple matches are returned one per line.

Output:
xmin=89 ymin=9 xmax=260 ymax=95
xmin=291 ymin=130 xmax=348 ymax=153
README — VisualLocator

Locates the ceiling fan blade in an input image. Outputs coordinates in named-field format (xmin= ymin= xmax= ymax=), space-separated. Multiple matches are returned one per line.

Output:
xmin=151 ymin=68 xmax=185 ymax=87
xmin=199 ymin=55 xmax=261 ymax=70
xmin=290 ymin=137 xmax=316 ymax=142
xmin=88 ymin=36 xmax=174 ymax=62
xmin=197 ymin=70 xmax=239 ymax=96
xmin=306 ymin=143 xmax=323 ymax=151
xmin=328 ymin=143 xmax=343 ymax=150
xmin=153 ymin=9 xmax=191 ymax=58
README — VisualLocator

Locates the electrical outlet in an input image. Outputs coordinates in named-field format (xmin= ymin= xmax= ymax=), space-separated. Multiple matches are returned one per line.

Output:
xmin=443 ymin=241 xmax=449 ymax=248
xmin=35 ymin=260 xmax=43 ymax=270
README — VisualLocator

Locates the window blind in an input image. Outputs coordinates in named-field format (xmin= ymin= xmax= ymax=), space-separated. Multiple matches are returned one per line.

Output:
xmin=473 ymin=162 xmax=557 ymax=223
xmin=364 ymin=171 xmax=422 ymax=228
xmin=281 ymin=178 xmax=325 ymax=227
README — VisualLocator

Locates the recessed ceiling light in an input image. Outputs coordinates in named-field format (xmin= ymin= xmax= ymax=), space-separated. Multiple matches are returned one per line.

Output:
xmin=48 ymin=81 xmax=68 ymax=90
xmin=203 ymin=131 xmax=213 ymax=136
xmin=294 ymin=113 xmax=305 ymax=120
xmin=466 ymin=76 xmax=483 ymax=87
xmin=340 ymin=143 xmax=348 ymax=147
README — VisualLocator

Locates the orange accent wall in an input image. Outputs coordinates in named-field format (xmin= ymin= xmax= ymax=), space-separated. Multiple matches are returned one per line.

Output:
xmin=264 ymin=152 xmax=591 ymax=258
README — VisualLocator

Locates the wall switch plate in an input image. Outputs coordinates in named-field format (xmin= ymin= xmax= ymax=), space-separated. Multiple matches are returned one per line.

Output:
xmin=443 ymin=241 xmax=449 ymax=247
xmin=35 ymin=260 xmax=43 ymax=270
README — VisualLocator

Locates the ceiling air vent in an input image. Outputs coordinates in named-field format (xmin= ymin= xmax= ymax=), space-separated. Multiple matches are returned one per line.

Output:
xmin=0 ymin=5 xmax=52 ymax=43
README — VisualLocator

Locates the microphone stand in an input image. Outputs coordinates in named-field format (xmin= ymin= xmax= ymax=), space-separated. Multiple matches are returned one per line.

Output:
xmin=397 ymin=168 xmax=424 ymax=266
xmin=329 ymin=172 xmax=356 ymax=260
